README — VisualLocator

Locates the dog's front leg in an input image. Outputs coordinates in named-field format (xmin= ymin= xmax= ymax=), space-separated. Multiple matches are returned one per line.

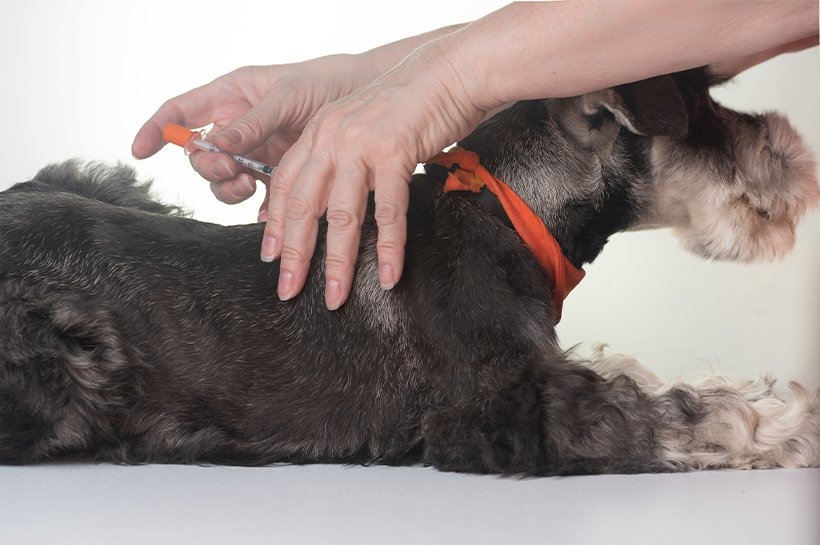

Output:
xmin=421 ymin=356 xmax=679 ymax=476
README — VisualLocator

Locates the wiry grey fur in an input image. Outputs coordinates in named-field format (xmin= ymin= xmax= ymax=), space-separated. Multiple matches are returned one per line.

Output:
xmin=1 ymin=69 xmax=818 ymax=474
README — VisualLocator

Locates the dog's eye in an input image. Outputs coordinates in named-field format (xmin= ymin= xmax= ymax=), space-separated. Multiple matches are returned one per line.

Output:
xmin=738 ymin=194 xmax=773 ymax=222
xmin=584 ymin=108 xmax=612 ymax=130
xmin=583 ymin=109 xmax=612 ymax=130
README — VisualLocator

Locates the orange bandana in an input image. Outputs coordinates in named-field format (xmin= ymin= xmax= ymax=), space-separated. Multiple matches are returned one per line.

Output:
xmin=426 ymin=147 xmax=585 ymax=321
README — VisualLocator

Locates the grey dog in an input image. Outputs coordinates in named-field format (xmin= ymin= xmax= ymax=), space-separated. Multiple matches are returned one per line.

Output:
xmin=1 ymin=68 xmax=818 ymax=474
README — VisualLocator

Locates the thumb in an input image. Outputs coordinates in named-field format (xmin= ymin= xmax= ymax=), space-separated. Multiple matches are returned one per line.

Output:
xmin=208 ymin=97 xmax=286 ymax=155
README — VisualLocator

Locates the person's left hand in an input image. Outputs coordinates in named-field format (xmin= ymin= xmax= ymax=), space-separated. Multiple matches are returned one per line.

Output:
xmin=263 ymin=45 xmax=487 ymax=310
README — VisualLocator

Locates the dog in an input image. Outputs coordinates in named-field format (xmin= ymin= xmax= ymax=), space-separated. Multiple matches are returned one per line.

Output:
xmin=1 ymin=68 xmax=818 ymax=475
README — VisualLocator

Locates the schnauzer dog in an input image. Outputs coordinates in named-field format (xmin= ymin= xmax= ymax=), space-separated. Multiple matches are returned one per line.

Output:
xmin=1 ymin=68 xmax=818 ymax=475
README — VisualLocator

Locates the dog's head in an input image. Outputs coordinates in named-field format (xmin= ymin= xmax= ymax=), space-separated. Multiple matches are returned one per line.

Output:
xmin=645 ymin=72 xmax=819 ymax=262
xmin=460 ymin=68 xmax=819 ymax=265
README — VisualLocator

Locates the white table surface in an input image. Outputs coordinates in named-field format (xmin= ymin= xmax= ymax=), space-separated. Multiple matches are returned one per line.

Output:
xmin=1 ymin=462 xmax=817 ymax=545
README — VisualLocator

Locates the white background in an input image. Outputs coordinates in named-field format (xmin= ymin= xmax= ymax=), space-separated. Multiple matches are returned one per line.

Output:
xmin=1 ymin=2 xmax=818 ymax=544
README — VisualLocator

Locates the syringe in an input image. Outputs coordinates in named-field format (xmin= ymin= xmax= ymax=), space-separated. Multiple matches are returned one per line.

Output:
xmin=162 ymin=123 xmax=274 ymax=177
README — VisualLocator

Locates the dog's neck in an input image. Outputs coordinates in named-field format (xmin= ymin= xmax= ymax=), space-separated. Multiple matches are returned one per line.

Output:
xmin=426 ymin=147 xmax=585 ymax=319
xmin=458 ymin=100 xmax=639 ymax=268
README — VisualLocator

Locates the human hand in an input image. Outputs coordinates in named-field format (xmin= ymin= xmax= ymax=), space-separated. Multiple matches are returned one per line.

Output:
xmin=262 ymin=44 xmax=487 ymax=309
xmin=710 ymin=35 xmax=820 ymax=78
xmin=132 ymin=54 xmax=378 ymax=215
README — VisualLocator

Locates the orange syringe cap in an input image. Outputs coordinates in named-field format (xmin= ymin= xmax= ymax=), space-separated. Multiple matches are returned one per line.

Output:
xmin=163 ymin=123 xmax=197 ymax=148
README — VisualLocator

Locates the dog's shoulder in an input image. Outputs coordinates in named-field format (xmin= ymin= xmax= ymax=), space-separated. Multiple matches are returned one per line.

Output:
xmin=3 ymin=160 xmax=183 ymax=216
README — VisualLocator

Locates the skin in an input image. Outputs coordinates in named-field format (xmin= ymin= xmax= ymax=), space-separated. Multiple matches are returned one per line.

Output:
xmin=132 ymin=1 xmax=818 ymax=310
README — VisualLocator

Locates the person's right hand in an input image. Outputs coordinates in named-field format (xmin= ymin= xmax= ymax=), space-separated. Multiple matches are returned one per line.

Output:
xmin=132 ymin=54 xmax=379 ymax=217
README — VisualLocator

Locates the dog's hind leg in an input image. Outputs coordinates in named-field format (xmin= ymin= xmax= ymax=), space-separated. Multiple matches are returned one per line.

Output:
xmin=0 ymin=281 xmax=141 ymax=463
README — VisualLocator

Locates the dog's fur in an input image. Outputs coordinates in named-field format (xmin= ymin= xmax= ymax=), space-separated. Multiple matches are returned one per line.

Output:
xmin=1 ymin=69 xmax=819 ymax=475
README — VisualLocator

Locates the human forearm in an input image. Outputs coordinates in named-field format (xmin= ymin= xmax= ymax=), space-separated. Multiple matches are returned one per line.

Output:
xmin=437 ymin=1 xmax=818 ymax=110
xmin=356 ymin=23 xmax=469 ymax=79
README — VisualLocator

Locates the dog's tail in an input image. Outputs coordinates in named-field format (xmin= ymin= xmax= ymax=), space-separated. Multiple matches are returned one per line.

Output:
xmin=7 ymin=160 xmax=184 ymax=216
xmin=589 ymin=345 xmax=820 ymax=470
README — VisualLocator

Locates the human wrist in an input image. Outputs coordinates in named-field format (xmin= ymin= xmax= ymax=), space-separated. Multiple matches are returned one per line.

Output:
xmin=371 ymin=37 xmax=491 ymax=153
xmin=416 ymin=27 xmax=505 ymax=117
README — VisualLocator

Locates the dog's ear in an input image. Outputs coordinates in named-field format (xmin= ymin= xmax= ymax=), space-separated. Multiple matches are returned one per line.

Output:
xmin=578 ymin=75 xmax=689 ymax=140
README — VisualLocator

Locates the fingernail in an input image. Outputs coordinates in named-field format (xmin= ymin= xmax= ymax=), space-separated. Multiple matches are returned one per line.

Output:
xmin=326 ymin=279 xmax=341 ymax=311
xmin=212 ymin=159 xmax=233 ymax=180
xmin=380 ymin=264 xmax=395 ymax=290
xmin=217 ymin=129 xmax=243 ymax=147
xmin=257 ymin=209 xmax=268 ymax=223
xmin=261 ymin=235 xmax=277 ymax=262
xmin=239 ymin=175 xmax=256 ymax=197
xmin=278 ymin=270 xmax=294 ymax=301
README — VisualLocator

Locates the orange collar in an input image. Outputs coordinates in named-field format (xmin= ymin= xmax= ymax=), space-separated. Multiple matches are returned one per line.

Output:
xmin=426 ymin=147 xmax=585 ymax=322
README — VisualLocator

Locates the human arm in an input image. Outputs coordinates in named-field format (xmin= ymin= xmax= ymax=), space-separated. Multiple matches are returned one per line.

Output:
xmin=457 ymin=1 xmax=819 ymax=108
xmin=264 ymin=0 xmax=818 ymax=309
xmin=131 ymin=23 xmax=467 ymax=208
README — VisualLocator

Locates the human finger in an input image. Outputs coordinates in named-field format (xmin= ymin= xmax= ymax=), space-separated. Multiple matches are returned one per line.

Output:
xmin=132 ymin=86 xmax=220 ymax=160
xmin=207 ymin=93 xmax=297 ymax=156
xmin=323 ymin=163 xmax=370 ymax=310
xmin=264 ymin=148 xmax=331 ymax=301
xmin=189 ymin=149 xmax=238 ymax=181
xmin=209 ymin=174 xmax=258 ymax=205
xmin=275 ymin=158 xmax=332 ymax=302
xmin=257 ymin=182 xmax=271 ymax=223
xmin=373 ymin=172 xmax=409 ymax=291
xmin=260 ymin=135 xmax=313 ymax=262
xmin=187 ymin=149 xmax=258 ymax=205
